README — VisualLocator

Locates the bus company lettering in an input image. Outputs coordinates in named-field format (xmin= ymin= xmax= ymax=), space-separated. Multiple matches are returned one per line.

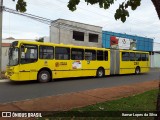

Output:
xmin=60 ymin=62 xmax=67 ymax=65
xmin=55 ymin=62 xmax=67 ymax=67
xmin=55 ymin=62 xmax=59 ymax=67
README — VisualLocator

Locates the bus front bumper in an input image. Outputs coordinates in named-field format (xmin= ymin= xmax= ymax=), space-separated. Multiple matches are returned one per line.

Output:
xmin=5 ymin=72 xmax=19 ymax=81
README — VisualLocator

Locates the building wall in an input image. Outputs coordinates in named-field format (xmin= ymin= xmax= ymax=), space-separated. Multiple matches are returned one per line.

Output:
xmin=43 ymin=36 xmax=50 ymax=42
xmin=2 ymin=47 xmax=9 ymax=71
xmin=50 ymin=19 xmax=102 ymax=47
xmin=150 ymin=53 xmax=160 ymax=68
xmin=153 ymin=42 xmax=160 ymax=51
xmin=102 ymin=31 xmax=153 ymax=51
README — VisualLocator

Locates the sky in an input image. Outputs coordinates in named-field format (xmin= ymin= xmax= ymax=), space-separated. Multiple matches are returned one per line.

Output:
xmin=2 ymin=0 xmax=160 ymax=44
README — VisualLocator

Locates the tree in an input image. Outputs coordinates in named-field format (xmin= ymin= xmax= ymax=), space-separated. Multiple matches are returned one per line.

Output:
xmin=36 ymin=37 xmax=44 ymax=42
xmin=13 ymin=0 xmax=160 ymax=22
xmin=13 ymin=0 xmax=27 ymax=12
xmin=151 ymin=0 xmax=160 ymax=19
xmin=68 ymin=0 xmax=141 ymax=22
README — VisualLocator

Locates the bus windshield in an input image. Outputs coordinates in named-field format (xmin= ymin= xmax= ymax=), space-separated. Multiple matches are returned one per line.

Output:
xmin=8 ymin=47 xmax=19 ymax=66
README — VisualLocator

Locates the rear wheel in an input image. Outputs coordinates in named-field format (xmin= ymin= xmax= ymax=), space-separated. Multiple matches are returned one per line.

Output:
xmin=135 ymin=67 xmax=140 ymax=74
xmin=96 ymin=68 xmax=104 ymax=77
xmin=38 ymin=70 xmax=51 ymax=83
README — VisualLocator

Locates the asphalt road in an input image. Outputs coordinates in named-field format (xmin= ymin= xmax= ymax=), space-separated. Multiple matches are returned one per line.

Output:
xmin=0 ymin=69 xmax=160 ymax=103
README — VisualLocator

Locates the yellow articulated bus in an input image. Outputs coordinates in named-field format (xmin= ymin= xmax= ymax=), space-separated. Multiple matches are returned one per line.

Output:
xmin=5 ymin=40 xmax=150 ymax=83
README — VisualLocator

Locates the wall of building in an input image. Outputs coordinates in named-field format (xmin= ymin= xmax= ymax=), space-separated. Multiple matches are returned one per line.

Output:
xmin=150 ymin=52 xmax=160 ymax=68
xmin=50 ymin=19 xmax=102 ymax=47
xmin=2 ymin=46 xmax=9 ymax=71
xmin=102 ymin=31 xmax=153 ymax=51
xmin=43 ymin=36 xmax=50 ymax=42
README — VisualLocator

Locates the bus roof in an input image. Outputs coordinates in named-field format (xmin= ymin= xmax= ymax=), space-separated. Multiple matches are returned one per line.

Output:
xmin=16 ymin=40 xmax=149 ymax=53
xmin=16 ymin=40 xmax=109 ymax=50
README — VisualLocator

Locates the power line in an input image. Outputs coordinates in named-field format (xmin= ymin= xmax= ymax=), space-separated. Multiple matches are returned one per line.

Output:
xmin=3 ymin=6 xmax=52 ymax=25
xmin=3 ymin=6 xmax=103 ymax=34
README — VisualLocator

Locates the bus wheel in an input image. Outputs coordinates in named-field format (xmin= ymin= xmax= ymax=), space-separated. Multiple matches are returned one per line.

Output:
xmin=135 ymin=67 xmax=140 ymax=75
xmin=96 ymin=68 xmax=104 ymax=77
xmin=38 ymin=70 xmax=51 ymax=83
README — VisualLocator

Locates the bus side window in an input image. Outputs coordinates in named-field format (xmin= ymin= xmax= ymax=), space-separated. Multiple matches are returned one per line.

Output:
xmin=39 ymin=46 xmax=54 ymax=59
xmin=71 ymin=48 xmax=84 ymax=60
xmin=20 ymin=44 xmax=38 ymax=64
xmin=130 ymin=52 xmax=135 ymax=61
xmin=135 ymin=53 xmax=141 ymax=61
xmin=85 ymin=49 xmax=96 ymax=60
xmin=55 ymin=47 xmax=70 ymax=60
xmin=97 ymin=50 xmax=104 ymax=61
xmin=122 ymin=52 xmax=130 ymax=61
xmin=141 ymin=53 xmax=146 ymax=61
xmin=146 ymin=54 xmax=149 ymax=61
xmin=104 ymin=51 xmax=108 ymax=61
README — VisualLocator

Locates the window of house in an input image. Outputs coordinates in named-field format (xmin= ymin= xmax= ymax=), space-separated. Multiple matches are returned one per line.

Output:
xmin=73 ymin=31 xmax=84 ymax=41
xmin=89 ymin=33 xmax=98 ymax=43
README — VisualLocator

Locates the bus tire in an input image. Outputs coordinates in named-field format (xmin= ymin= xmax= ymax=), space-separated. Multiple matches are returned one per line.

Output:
xmin=96 ymin=68 xmax=104 ymax=78
xmin=135 ymin=67 xmax=140 ymax=75
xmin=38 ymin=70 xmax=51 ymax=83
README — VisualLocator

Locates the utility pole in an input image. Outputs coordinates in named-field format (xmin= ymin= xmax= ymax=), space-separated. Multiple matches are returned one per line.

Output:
xmin=0 ymin=0 xmax=3 ymax=78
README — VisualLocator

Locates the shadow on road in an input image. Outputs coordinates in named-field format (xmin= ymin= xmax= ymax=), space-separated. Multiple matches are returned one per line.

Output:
xmin=6 ymin=73 xmax=149 ymax=85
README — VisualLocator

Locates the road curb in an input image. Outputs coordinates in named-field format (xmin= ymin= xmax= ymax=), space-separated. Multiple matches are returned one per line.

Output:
xmin=0 ymin=79 xmax=9 ymax=82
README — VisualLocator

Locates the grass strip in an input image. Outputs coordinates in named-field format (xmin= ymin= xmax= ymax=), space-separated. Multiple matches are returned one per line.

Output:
xmin=39 ymin=89 xmax=159 ymax=120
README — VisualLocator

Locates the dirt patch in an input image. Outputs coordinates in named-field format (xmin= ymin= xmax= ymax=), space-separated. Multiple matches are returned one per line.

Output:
xmin=0 ymin=80 xmax=159 ymax=112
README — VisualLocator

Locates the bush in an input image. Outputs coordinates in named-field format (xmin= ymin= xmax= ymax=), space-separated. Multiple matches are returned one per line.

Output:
xmin=1 ymin=71 xmax=7 ymax=79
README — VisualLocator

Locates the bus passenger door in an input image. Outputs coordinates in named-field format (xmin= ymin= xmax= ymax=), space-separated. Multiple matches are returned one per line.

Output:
xmin=110 ymin=49 xmax=120 ymax=75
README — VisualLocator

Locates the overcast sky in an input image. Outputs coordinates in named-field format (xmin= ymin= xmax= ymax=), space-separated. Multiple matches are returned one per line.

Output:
xmin=3 ymin=0 xmax=160 ymax=43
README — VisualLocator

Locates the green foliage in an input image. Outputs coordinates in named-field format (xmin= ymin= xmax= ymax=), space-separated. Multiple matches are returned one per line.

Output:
xmin=36 ymin=37 xmax=44 ymax=42
xmin=13 ymin=0 xmax=27 ymax=12
xmin=68 ymin=0 xmax=141 ymax=22
xmin=12 ymin=0 xmax=141 ymax=22
xmin=67 ymin=0 xmax=80 ymax=11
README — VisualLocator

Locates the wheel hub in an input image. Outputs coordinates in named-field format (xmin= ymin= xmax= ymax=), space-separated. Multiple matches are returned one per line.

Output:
xmin=98 ymin=71 xmax=103 ymax=76
xmin=41 ymin=73 xmax=48 ymax=80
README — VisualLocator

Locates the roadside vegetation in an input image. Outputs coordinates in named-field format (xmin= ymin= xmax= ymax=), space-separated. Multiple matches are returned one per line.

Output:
xmin=39 ymin=89 xmax=158 ymax=120
xmin=1 ymin=71 xmax=7 ymax=79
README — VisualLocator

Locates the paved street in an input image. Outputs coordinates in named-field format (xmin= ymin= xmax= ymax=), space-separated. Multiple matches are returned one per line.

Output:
xmin=0 ymin=69 xmax=160 ymax=103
